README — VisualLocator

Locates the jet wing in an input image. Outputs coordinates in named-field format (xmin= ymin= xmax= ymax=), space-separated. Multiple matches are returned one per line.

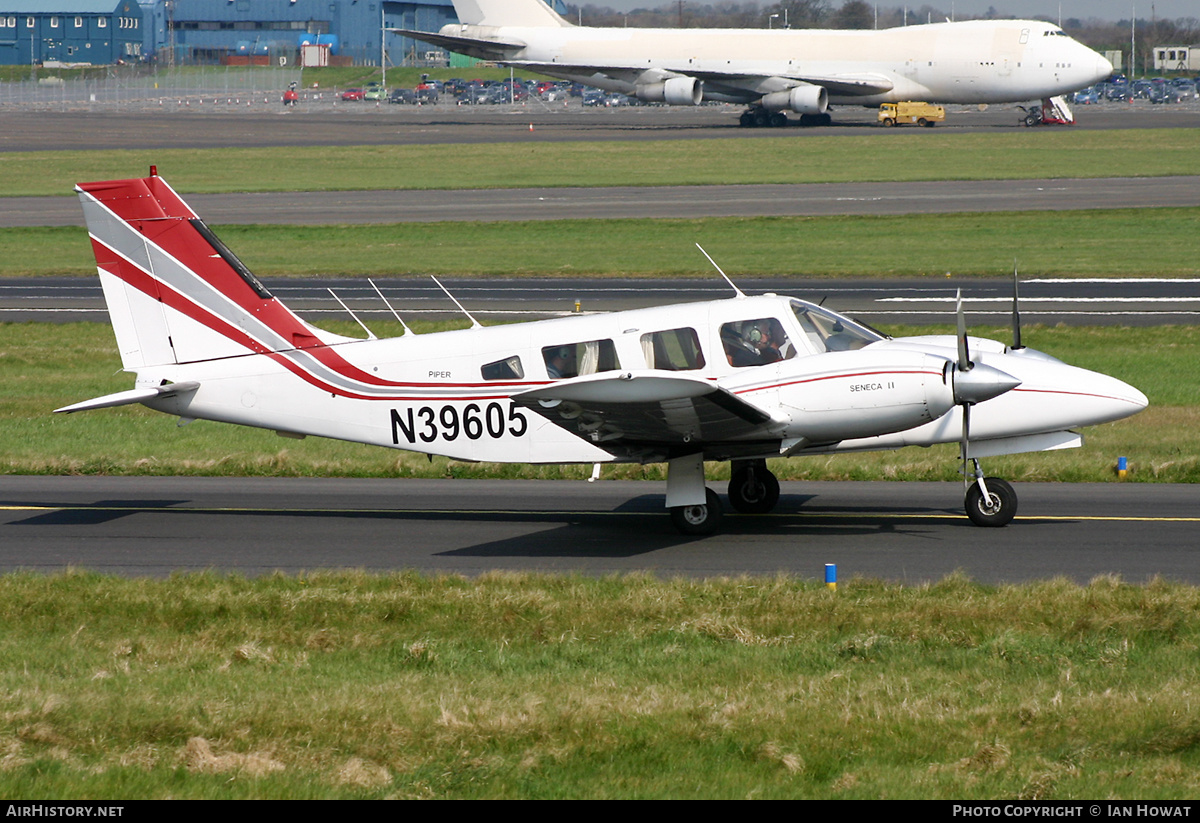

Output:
xmin=512 ymin=372 xmax=779 ymax=460
xmin=388 ymin=28 xmax=527 ymax=62
xmin=504 ymin=60 xmax=894 ymax=99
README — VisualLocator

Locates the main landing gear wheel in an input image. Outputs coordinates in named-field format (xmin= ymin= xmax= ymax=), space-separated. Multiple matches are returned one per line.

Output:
xmin=727 ymin=462 xmax=780 ymax=514
xmin=670 ymin=488 xmax=723 ymax=535
xmin=964 ymin=477 xmax=1017 ymax=527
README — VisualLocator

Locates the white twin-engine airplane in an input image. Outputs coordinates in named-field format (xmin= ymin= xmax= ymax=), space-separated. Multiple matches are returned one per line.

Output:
xmin=395 ymin=0 xmax=1113 ymax=127
xmin=61 ymin=171 xmax=1146 ymax=535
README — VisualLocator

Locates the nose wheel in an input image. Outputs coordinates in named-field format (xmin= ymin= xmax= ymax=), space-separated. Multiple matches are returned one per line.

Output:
xmin=962 ymin=461 xmax=1017 ymax=527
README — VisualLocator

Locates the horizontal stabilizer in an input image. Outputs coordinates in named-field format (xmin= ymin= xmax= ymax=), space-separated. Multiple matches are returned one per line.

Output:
xmin=54 ymin=381 xmax=199 ymax=414
xmin=388 ymin=28 xmax=527 ymax=62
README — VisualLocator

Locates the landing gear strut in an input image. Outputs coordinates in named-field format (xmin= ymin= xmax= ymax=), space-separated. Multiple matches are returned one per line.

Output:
xmin=727 ymin=459 xmax=780 ymax=514
xmin=962 ymin=459 xmax=1017 ymax=527
xmin=666 ymin=453 xmax=723 ymax=535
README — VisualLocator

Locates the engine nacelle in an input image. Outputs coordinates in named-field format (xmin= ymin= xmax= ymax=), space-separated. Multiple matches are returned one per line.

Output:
xmin=761 ymin=85 xmax=828 ymax=115
xmin=635 ymin=77 xmax=703 ymax=106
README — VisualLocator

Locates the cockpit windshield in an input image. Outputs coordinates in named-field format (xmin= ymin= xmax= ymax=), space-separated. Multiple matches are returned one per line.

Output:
xmin=790 ymin=300 xmax=884 ymax=353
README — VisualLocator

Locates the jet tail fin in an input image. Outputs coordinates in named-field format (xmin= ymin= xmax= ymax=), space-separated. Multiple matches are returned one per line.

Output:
xmin=76 ymin=169 xmax=352 ymax=371
xmin=452 ymin=0 xmax=571 ymax=28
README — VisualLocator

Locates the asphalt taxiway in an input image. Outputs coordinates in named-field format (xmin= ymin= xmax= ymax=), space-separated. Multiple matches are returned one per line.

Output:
xmin=3 ymin=476 xmax=1197 ymax=582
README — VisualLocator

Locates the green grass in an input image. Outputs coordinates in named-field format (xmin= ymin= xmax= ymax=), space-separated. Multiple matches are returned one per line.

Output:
xmin=2 ymin=321 xmax=1192 ymax=483
xmin=1 ymin=570 xmax=1199 ymax=798
xmin=4 ymin=129 xmax=1198 ymax=198
xmin=6 ymin=208 xmax=1200 ymax=278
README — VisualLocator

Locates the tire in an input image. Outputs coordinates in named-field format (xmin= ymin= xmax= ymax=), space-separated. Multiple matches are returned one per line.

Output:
xmin=1024 ymin=114 xmax=1039 ymax=127
xmin=917 ymin=118 xmax=927 ymax=127
xmin=727 ymin=465 xmax=780 ymax=514
xmin=670 ymin=488 xmax=723 ymax=536
xmin=882 ymin=117 xmax=895 ymax=127
xmin=769 ymin=111 xmax=788 ymax=128
xmin=964 ymin=478 xmax=1017 ymax=527
xmin=739 ymin=110 xmax=756 ymax=127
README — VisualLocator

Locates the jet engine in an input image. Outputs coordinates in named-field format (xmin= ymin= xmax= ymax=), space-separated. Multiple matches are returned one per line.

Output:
xmin=634 ymin=77 xmax=703 ymax=105
xmin=761 ymin=85 xmax=828 ymax=115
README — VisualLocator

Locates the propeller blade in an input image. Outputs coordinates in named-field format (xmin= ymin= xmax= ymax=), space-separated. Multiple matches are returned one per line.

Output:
xmin=1011 ymin=261 xmax=1023 ymax=351
xmin=955 ymin=289 xmax=972 ymax=372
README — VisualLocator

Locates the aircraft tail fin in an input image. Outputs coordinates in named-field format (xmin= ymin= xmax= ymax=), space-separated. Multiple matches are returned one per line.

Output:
xmin=76 ymin=169 xmax=352 ymax=372
xmin=452 ymin=0 xmax=571 ymax=28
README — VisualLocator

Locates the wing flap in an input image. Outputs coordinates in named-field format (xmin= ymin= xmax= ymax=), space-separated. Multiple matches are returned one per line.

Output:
xmin=512 ymin=372 xmax=777 ymax=457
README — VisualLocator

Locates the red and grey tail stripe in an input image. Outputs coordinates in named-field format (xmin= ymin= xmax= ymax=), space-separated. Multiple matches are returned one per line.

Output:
xmin=77 ymin=175 xmax=540 ymax=402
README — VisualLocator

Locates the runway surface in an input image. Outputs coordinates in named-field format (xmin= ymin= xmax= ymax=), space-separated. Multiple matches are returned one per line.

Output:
xmin=2 ymin=476 xmax=1196 ymax=582
xmin=5 ymin=274 xmax=1197 ymax=326
xmin=7 ymin=176 xmax=1199 ymax=228
xmin=1 ymin=102 xmax=1195 ymax=152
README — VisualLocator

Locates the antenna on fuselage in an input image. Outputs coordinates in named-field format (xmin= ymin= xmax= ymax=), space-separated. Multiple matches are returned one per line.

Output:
xmin=695 ymin=243 xmax=746 ymax=299
xmin=327 ymin=288 xmax=377 ymax=340
xmin=431 ymin=275 xmax=483 ymax=329
xmin=369 ymin=278 xmax=414 ymax=336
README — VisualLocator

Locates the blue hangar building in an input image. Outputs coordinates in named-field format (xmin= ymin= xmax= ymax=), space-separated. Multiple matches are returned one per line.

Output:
xmin=0 ymin=1 xmax=148 ymax=65
xmin=2 ymin=1 xmax=571 ymax=66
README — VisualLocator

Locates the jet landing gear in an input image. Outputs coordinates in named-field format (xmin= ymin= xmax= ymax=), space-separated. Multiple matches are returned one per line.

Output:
xmin=738 ymin=107 xmax=832 ymax=128
xmin=727 ymin=459 xmax=780 ymax=514
xmin=962 ymin=459 xmax=1018 ymax=527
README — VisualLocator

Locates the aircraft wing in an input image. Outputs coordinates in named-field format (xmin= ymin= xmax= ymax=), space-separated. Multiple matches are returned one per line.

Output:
xmin=511 ymin=372 xmax=780 ymax=461
xmin=503 ymin=61 xmax=895 ymax=99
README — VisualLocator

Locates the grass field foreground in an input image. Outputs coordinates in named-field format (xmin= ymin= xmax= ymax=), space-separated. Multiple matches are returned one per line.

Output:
xmin=1 ymin=320 xmax=1193 ymax=483
xmin=1 ymin=570 xmax=1198 ymax=799
xmin=4 ymin=129 xmax=1198 ymax=199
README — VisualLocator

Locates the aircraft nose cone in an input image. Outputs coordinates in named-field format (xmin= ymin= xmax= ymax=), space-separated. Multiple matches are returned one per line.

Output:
xmin=953 ymin=362 xmax=1022 ymax=406
xmin=1095 ymin=51 xmax=1114 ymax=82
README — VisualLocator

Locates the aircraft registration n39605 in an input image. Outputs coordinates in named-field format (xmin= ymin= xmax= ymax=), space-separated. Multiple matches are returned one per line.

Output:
xmin=59 ymin=171 xmax=1147 ymax=535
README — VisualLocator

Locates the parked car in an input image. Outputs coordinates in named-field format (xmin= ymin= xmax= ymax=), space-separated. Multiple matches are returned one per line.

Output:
xmin=341 ymin=88 xmax=365 ymax=101
xmin=388 ymin=88 xmax=418 ymax=104
xmin=363 ymin=83 xmax=387 ymax=102
xmin=416 ymin=83 xmax=439 ymax=103
xmin=581 ymin=90 xmax=606 ymax=107
xmin=1072 ymin=86 xmax=1099 ymax=104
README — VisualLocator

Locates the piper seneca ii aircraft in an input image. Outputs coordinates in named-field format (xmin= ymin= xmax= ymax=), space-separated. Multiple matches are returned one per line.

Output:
xmin=61 ymin=171 xmax=1147 ymax=535
xmin=393 ymin=0 xmax=1113 ymax=127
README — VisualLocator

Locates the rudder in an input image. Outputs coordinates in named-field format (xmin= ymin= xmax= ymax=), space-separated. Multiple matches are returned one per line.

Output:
xmin=77 ymin=169 xmax=350 ymax=372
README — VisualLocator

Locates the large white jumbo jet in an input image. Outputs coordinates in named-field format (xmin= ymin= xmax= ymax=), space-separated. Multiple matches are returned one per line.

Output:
xmin=59 ymin=170 xmax=1147 ymax=535
xmin=396 ymin=0 xmax=1112 ymax=126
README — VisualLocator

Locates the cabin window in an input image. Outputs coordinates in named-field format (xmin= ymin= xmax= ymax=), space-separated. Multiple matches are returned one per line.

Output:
xmin=542 ymin=339 xmax=620 ymax=379
xmin=640 ymin=328 xmax=705 ymax=371
xmin=480 ymin=356 xmax=524 ymax=381
xmin=790 ymin=301 xmax=882 ymax=353
xmin=720 ymin=318 xmax=796 ymax=368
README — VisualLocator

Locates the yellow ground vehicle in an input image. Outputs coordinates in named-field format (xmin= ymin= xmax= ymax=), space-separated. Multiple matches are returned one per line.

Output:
xmin=878 ymin=102 xmax=945 ymax=127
